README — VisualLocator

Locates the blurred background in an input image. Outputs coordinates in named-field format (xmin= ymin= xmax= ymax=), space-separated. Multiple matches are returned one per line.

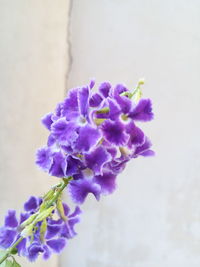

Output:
xmin=0 ymin=1 xmax=200 ymax=266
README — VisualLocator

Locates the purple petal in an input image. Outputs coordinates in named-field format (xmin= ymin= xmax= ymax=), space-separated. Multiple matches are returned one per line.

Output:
xmin=60 ymin=223 xmax=71 ymax=239
xmin=35 ymin=147 xmax=53 ymax=171
xmin=68 ymin=217 xmax=80 ymax=237
xmin=47 ymin=238 xmax=66 ymax=253
xmin=75 ymin=125 xmax=101 ymax=152
xmin=78 ymin=86 xmax=89 ymax=117
xmin=62 ymin=88 xmax=79 ymax=119
xmin=47 ymin=135 xmax=56 ymax=147
xmin=99 ymin=82 xmax=111 ymax=98
xmin=106 ymin=157 xmax=128 ymax=175
xmin=55 ymin=102 xmax=63 ymax=117
xmin=42 ymin=245 xmax=51 ymax=260
xmin=41 ymin=113 xmax=53 ymax=131
xmin=51 ymin=118 xmax=78 ymax=145
xmin=85 ymin=146 xmax=111 ymax=175
xmin=47 ymin=218 xmax=63 ymax=226
xmin=66 ymin=155 xmax=83 ymax=176
xmin=46 ymin=225 xmax=61 ymax=239
xmin=126 ymin=122 xmax=145 ymax=147
xmin=49 ymin=152 xmax=67 ymax=178
xmin=101 ymin=120 xmax=129 ymax=146
xmin=0 ymin=228 xmax=16 ymax=248
xmin=20 ymin=213 xmax=29 ymax=224
xmin=24 ymin=196 xmax=39 ymax=212
xmin=89 ymin=79 xmax=95 ymax=89
xmin=16 ymin=237 xmax=27 ymax=256
xmin=94 ymin=172 xmax=117 ymax=194
xmin=68 ymin=179 xmax=101 ymax=204
xmin=133 ymin=137 xmax=154 ymax=157
xmin=89 ymin=93 xmax=103 ymax=107
xmin=129 ymin=99 xmax=154 ymax=121
xmin=5 ymin=210 xmax=18 ymax=228
xmin=113 ymin=84 xmax=132 ymax=114
xmin=62 ymin=203 xmax=70 ymax=216
xmin=107 ymin=98 xmax=121 ymax=120
xmin=68 ymin=206 xmax=82 ymax=218
xmin=27 ymin=242 xmax=44 ymax=262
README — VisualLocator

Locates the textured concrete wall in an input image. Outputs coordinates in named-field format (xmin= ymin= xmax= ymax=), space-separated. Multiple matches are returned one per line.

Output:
xmin=61 ymin=1 xmax=200 ymax=267
xmin=0 ymin=1 xmax=69 ymax=266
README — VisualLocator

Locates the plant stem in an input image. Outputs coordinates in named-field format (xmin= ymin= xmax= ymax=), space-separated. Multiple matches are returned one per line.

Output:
xmin=0 ymin=236 xmax=24 ymax=264
xmin=0 ymin=177 xmax=71 ymax=265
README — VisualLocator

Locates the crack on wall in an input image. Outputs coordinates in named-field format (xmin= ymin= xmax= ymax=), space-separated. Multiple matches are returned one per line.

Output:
xmin=65 ymin=0 xmax=73 ymax=93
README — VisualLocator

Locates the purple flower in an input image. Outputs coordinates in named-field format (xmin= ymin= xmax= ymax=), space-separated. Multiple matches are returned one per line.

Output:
xmin=85 ymin=146 xmax=111 ymax=175
xmin=101 ymin=119 xmax=129 ymax=146
xmin=36 ymin=80 xmax=154 ymax=204
xmin=68 ymin=179 xmax=101 ymax=204
xmin=35 ymin=147 xmax=53 ymax=172
xmin=0 ymin=196 xmax=81 ymax=262
xmin=94 ymin=171 xmax=117 ymax=194
xmin=129 ymin=99 xmax=154 ymax=122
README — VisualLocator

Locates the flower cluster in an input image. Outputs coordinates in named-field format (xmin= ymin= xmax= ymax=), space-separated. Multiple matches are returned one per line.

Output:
xmin=0 ymin=80 xmax=154 ymax=265
xmin=36 ymin=80 xmax=154 ymax=204
xmin=0 ymin=195 xmax=81 ymax=262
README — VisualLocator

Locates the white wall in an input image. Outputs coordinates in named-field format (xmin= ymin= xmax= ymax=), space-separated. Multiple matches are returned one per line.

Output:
xmin=61 ymin=1 xmax=200 ymax=267
xmin=0 ymin=1 xmax=69 ymax=266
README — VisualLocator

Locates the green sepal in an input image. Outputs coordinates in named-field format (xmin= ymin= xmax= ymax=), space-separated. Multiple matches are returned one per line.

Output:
xmin=40 ymin=219 xmax=47 ymax=243
xmin=19 ymin=213 xmax=38 ymax=230
xmin=35 ymin=206 xmax=55 ymax=223
xmin=56 ymin=198 xmax=67 ymax=221
xmin=20 ymin=224 xmax=34 ymax=238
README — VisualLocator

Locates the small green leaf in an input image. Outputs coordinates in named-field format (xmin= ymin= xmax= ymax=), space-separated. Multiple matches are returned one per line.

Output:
xmin=11 ymin=258 xmax=21 ymax=267
xmin=4 ymin=259 xmax=13 ymax=267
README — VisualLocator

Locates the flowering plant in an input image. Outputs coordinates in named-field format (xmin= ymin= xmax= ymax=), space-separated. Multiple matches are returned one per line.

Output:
xmin=0 ymin=79 xmax=154 ymax=266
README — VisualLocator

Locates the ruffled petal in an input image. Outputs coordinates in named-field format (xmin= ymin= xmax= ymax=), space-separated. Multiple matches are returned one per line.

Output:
xmin=112 ymin=84 xmax=132 ymax=114
xmin=65 ymin=155 xmax=84 ymax=176
xmin=85 ymin=146 xmax=111 ymax=175
xmin=89 ymin=79 xmax=95 ymax=89
xmin=68 ymin=179 xmax=101 ymax=204
xmin=68 ymin=206 xmax=82 ymax=218
xmin=46 ymin=225 xmax=61 ymax=240
xmin=0 ymin=228 xmax=16 ymax=248
xmin=74 ymin=124 xmax=101 ymax=152
xmin=35 ymin=147 xmax=53 ymax=172
xmin=101 ymin=120 xmax=129 ymax=146
xmin=99 ymin=82 xmax=111 ymax=98
xmin=126 ymin=122 xmax=145 ymax=147
xmin=47 ymin=238 xmax=66 ymax=253
xmin=94 ymin=171 xmax=117 ymax=194
xmin=24 ymin=196 xmax=40 ymax=212
xmin=133 ymin=137 xmax=154 ymax=157
xmin=42 ymin=244 xmax=51 ymax=260
xmin=78 ymin=86 xmax=89 ymax=117
xmin=4 ymin=210 xmax=18 ymax=228
xmin=49 ymin=152 xmax=67 ymax=178
xmin=89 ymin=93 xmax=103 ymax=107
xmin=68 ymin=217 xmax=80 ymax=237
xmin=41 ymin=113 xmax=53 ymax=130
xmin=16 ymin=237 xmax=27 ymax=256
xmin=51 ymin=118 xmax=78 ymax=145
xmin=62 ymin=88 xmax=79 ymax=119
xmin=129 ymin=99 xmax=154 ymax=121
xmin=27 ymin=242 xmax=44 ymax=262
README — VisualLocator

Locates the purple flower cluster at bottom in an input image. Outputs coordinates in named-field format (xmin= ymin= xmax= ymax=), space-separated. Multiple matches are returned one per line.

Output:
xmin=36 ymin=80 xmax=154 ymax=204
xmin=0 ymin=196 xmax=81 ymax=261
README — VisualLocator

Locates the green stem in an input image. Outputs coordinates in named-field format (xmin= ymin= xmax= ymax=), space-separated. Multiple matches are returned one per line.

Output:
xmin=0 ymin=237 xmax=24 ymax=265
xmin=0 ymin=177 xmax=71 ymax=265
